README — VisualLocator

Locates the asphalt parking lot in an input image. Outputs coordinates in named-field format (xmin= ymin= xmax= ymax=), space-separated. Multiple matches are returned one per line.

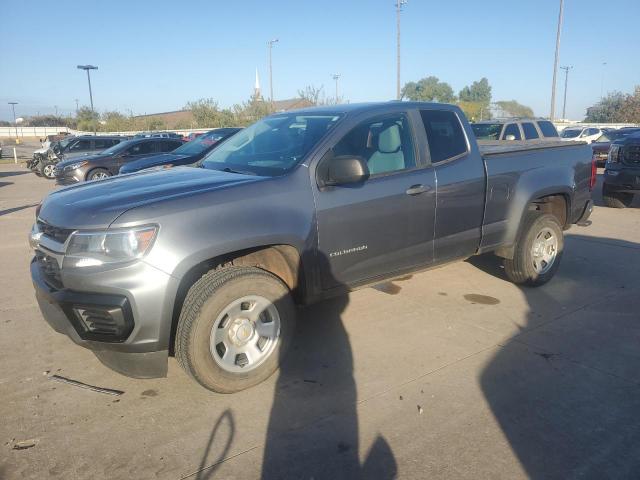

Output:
xmin=1 ymin=163 xmax=639 ymax=479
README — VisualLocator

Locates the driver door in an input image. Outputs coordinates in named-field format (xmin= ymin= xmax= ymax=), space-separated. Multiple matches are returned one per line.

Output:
xmin=313 ymin=112 xmax=436 ymax=289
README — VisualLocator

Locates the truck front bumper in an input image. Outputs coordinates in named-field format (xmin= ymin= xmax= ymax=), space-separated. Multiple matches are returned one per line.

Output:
xmin=604 ymin=166 xmax=640 ymax=194
xmin=31 ymin=257 xmax=178 ymax=378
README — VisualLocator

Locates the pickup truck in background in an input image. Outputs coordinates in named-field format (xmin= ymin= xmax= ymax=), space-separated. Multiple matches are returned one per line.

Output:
xmin=30 ymin=102 xmax=595 ymax=393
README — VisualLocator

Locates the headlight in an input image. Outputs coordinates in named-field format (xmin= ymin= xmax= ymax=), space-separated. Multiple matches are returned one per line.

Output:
xmin=64 ymin=226 xmax=158 ymax=268
xmin=65 ymin=161 xmax=88 ymax=171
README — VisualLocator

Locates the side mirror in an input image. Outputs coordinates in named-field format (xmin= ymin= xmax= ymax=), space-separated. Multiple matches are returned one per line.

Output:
xmin=505 ymin=134 xmax=516 ymax=141
xmin=320 ymin=155 xmax=369 ymax=187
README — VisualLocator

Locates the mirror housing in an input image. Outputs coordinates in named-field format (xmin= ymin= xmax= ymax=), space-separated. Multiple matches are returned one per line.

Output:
xmin=320 ymin=155 xmax=369 ymax=187
xmin=505 ymin=134 xmax=516 ymax=141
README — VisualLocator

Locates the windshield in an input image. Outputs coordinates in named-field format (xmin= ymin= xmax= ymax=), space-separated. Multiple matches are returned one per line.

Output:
xmin=99 ymin=139 xmax=133 ymax=155
xmin=560 ymin=129 xmax=581 ymax=138
xmin=58 ymin=137 xmax=74 ymax=148
xmin=173 ymin=131 xmax=232 ymax=156
xmin=471 ymin=123 xmax=503 ymax=140
xmin=201 ymin=113 xmax=342 ymax=176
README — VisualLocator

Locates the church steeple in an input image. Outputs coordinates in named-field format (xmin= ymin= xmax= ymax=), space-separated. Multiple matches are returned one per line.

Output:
xmin=254 ymin=68 xmax=262 ymax=100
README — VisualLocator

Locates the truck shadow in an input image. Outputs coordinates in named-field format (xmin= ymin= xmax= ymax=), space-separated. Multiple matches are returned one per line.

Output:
xmin=470 ymin=235 xmax=640 ymax=478
xmin=260 ymin=252 xmax=397 ymax=479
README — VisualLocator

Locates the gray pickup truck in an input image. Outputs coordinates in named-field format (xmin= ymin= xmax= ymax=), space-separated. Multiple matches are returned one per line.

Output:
xmin=30 ymin=102 xmax=595 ymax=393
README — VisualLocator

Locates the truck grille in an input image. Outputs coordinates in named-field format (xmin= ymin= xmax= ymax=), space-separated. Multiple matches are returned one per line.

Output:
xmin=37 ymin=220 xmax=74 ymax=244
xmin=623 ymin=145 xmax=640 ymax=165
xmin=35 ymin=251 xmax=63 ymax=289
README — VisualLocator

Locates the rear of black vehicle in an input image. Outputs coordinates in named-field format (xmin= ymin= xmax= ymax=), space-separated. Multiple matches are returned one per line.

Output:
xmin=602 ymin=135 xmax=640 ymax=208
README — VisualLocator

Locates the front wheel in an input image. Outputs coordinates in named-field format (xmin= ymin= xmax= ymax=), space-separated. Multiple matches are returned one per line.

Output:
xmin=503 ymin=211 xmax=564 ymax=287
xmin=175 ymin=266 xmax=296 ymax=393
xmin=602 ymin=185 xmax=633 ymax=208
xmin=40 ymin=162 xmax=57 ymax=179
xmin=87 ymin=168 xmax=111 ymax=181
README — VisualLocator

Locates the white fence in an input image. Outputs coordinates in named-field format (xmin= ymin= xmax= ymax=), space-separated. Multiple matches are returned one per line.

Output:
xmin=0 ymin=126 xmax=72 ymax=138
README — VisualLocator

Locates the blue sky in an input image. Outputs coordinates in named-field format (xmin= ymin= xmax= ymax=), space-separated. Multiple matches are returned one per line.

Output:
xmin=1 ymin=0 xmax=638 ymax=121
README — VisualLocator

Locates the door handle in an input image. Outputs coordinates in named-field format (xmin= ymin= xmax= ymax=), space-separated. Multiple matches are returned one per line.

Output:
xmin=405 ymin=184 xmax=430 ymax=196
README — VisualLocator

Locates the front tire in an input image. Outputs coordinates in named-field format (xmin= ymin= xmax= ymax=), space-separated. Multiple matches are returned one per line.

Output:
xmin=175 ymin=266 xmax=296 ymax=393
xmin=602 ymin=185 xmax=633 ymax=208
xmin=40 ymin=161 xmax=56 ymax=179
xmin=87 ymin=168 xmax=111 ymax=181
xmin=503 ymin=211 xmax=564 ymax=287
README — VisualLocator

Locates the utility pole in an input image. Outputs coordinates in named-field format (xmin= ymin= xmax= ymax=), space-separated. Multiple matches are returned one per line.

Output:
xmin=8 ymin=102 xmax=18 ymax=140
xmin=77 ymin=65 xmax=98 ymax=133
xmin=54 ymin=105 xmax=58 ymax=117
xmin=600 ymin=62 xmax=607 ymax=99
xmin=332 ymin=73 xmax=341 ymax=104
xmin=75 ymin=98 xmax=79 ymax=112
xmin=396 ymin=0 xmax=407 ymax=100
xmin=549 ymin=0 xmax=564 ymax=120
xmin=267 ymin=39 xmax=279 ymax=105
xmin=560 ymin=66 xmax=572 ymax=120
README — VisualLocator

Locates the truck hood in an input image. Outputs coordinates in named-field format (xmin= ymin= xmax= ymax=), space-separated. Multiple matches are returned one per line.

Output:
xmin=39 ymin=167 xmax=264 ymax=229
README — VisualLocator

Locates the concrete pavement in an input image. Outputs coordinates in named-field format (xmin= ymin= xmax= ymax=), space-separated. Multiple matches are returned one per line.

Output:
xmin=1 ymin=164 xmax=639 ymax=479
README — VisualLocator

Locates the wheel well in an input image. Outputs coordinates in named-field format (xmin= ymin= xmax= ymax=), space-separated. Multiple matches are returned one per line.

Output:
xmin=86 ymin=167 xmax=108 ymax=180
xmin=168 ymin=245 xmax=302 ymax=355
xmin=531 ymin=194 xmax=569 ymax=228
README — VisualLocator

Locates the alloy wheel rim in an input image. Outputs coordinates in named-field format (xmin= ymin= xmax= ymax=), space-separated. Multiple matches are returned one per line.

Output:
xmin=209 ymin=295 xmax=281 ymax=373
xmin=44 ymin=165 xmax=55 ymax=177
xmin=531 ymin=227 xmax=558 ymax=275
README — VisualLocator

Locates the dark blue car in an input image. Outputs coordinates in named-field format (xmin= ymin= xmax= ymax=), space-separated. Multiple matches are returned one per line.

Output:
xmin=118 ymin=128 xmax=241 ymax=174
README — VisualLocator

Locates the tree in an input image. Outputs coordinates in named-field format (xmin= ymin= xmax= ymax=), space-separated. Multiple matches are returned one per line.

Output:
xmin=584 ymin=92 xmax=627 ymax=122
xmin=459 ymin=78 xmax=491 ymax=104
xmin=298 ymin=85 xmax=324 ymax=106
xmin=494 ymin=100 xmax=534 ymax=118
xmin=458 ymin=101 xmax=492 ymax=122
xmin=75 ymin=106 xmax=100 ymax=131
xmin=185 ymin=98 xmax=237 ymax=128
xmin=102 ymin=111 xmax=133 ymax=132
xmin=619 ymin=86 xmax=640 ymax=123
xmin=401 ymin=76 xmax=456 ymax=103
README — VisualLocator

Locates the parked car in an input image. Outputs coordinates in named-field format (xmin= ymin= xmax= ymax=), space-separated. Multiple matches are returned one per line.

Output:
xmin=560 ymin=126 xmax=602 ymax=143
xmin=133 ymin=132 xmax=183 ymax=139
xmin=31 ymin=102 xmax=594 ymax=392
xmin=471 ymin=118 xmax=559 ymax=141
xmin=119 ymin=128 xmax=242 ymax=174
xmin=183 ymin=132 xmax=205 ymax=142
xmin=53 ymin=137 xmax=184 ymax=185
xmin=35 ymin=135 xmax=130 ymax=180
xmin=591 ymin=128 xmax=640 ymax=167
xmin=602 ymin=131 xmax=640 ymax=208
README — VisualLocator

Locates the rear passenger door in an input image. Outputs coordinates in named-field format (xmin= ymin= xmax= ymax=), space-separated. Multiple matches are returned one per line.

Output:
xmin=314 ymin=111 xmax=436 ymax=288
xmin=419 ymin=109 xmax=485 ymax=263
xmin=521 ymin=122 xmax=540 ymax=140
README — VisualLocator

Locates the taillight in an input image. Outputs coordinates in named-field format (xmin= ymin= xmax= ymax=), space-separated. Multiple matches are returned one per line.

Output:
xmin=589 ymin=154 xmax=597 ymax=191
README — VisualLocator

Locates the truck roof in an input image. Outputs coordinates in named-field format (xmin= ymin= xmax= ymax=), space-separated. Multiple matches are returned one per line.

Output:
xmin=283 ymin=101 xmax=460 ymax=116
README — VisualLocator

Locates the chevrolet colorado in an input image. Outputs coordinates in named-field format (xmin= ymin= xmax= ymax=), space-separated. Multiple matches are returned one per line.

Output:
xmin=30 ymin=102 xmax=595 ymax=393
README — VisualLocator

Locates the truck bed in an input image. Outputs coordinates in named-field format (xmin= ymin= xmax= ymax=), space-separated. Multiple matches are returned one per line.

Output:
xmin=479 ymin=140 xmax=587 ymax=156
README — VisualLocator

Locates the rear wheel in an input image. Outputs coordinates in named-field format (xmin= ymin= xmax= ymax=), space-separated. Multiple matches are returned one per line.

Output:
xmin=87 ymin=168 xmax=111 ymax=181
xmin=40 ymin=161 xmax=57 ymax=179
xmin=175 ymin=266 xmax=296 ymax=393
xmin=602 ymin=184 xmax=633 ymax=208
xmin=503 ymin=211 xmax=563 ymax=287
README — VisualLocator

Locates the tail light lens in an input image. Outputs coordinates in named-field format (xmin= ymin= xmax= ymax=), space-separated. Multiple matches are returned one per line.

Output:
xmin=607 ymin=145 xmax=621 ymax=164
xmin=590 ymin=154 xmax=597 ymax=191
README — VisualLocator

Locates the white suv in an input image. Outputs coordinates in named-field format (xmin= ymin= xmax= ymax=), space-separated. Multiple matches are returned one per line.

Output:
xmin=560 ymin=127 xmax=602 ymax=144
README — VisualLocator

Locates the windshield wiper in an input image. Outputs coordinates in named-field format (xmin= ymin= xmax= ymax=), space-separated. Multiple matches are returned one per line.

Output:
xmin=222 ymin=167 xmax=257 ymax=176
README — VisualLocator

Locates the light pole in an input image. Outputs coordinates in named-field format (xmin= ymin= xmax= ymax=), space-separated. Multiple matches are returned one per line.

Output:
xmin=75 ymin=98 xmax=79 ymax=112
xmin=77 ymin=65 xmax=98 ymax=133
xmin=600 ymin=62 xmax=607 ymax=99
xmin=549 ymin=0 xmax=564 ymax=120
xmin=267 ymin=39 xmax=278 ymax=105
xmin=8 ymin=102 xmax=18 ymax=140
xmin=332 ymin=73 xmax=341 ymax=104
xmin=396 ymin=0 xmax=407 ymax=100
xmin=54 ymin=105 xmax=58 ymax=117
xmin=560 ymin=65 xmax=572 ymax=120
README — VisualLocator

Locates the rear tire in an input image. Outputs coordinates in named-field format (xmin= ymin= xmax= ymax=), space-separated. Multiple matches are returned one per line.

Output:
xmin=87 ymin=168 xmax=111 ymax=181
xmin=175 ymin=266 xmax=296 ymax=393
xmin=602 ymin=185 xmax=633 ymax=208
xmin=503 ymin=211 xmax=563 ymax=287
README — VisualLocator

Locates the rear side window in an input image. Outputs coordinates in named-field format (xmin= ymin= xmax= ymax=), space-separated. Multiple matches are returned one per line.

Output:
xmin=537 ymin=121 xmax=558 ymax=138
xmin=419 ymin=110 xmax=468 ymax=163
xmin=162 ymin=140 xmax=183 ymax=152
xmin=503 ymin=123 xmax=521 ymax=140
xmin=127 ymin=141 xmax=155 ymax=156
xmin=69 ymin=139 xmax=91 ymax=151
xmin=94 ymin=138 xmax=117 ymax=149
xmin=521 ymin=123 xmax=539 ymax=140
